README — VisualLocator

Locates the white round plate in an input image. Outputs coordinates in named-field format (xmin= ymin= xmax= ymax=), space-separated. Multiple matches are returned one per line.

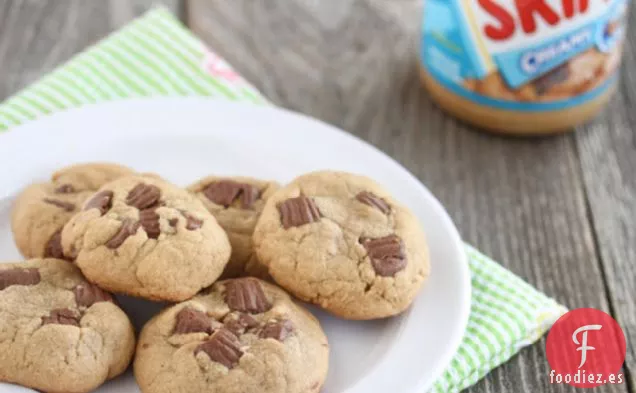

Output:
xmin=0 ymin=98 xmax=470 ymax=393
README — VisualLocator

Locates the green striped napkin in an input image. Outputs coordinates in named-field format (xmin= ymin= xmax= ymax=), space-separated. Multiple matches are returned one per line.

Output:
xmin=0 ymin=8 xmax=567 ymax=393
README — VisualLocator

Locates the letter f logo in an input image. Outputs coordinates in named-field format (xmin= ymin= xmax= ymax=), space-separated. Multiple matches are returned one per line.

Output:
xmin=546 ymin=309 xmax=626 ymax=388
xmin=572 ymin=324 xmax=602 ymax=368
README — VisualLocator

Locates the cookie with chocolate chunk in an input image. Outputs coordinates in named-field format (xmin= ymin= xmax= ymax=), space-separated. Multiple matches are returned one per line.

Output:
xmin=0 ymin=258 xmax=135 ymax=393
xmin=61 ymin=175 xmax=231 ymax=301
xmin=11 ymin=162 xmax=134 ymax=259
xmin=188 ymin=176 xmax=279 ymax=279
xmin=135 ymin=277 xmax=329 ymax=393
xmin=253 ymin=171 xmax=430 ymax=320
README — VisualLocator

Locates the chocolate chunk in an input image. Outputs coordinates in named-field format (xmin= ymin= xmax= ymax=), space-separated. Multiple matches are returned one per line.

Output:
xmin=42 ymin=308 xmax=79 ymax=327
xmin=168 ymin=218 xmax=179 ymax=227
xmin=356 ymin=191 xmax=390 ymax=214
xmin=203 ymin=181 xmax=260 ymax=209
xmin=362 ymin=235 xmax=407 ymax=277
xmin=223 ymin=313 xmax=259 ymax=335
xmin=126 ymin=183 xmax=161 ymax=209
xmin=44 ymin=231 xmax=65 ymax=259
xmin=224 ymin=278 xmax=272 ymax=314
xmin=173 ymin=308 xmax=214 ymax=335
xmin=204 ymin=181 xmax=239 ymax=207
xmin=54 ymin=184 xmax=75 ymax=194
xmin=224 ymin=319 xmax=244 ymax=336
xmin=180 ymin=211 xmax=203 ymax=230
xmin=140 ymin=209 xmax=161 ymax=239
xmin=278 ymin=196 xmax=321 ymax=229
xmin=195 ymin=328 xmax=243 ymax=368
xmin=534 ymin=63 xmax=570 ymax=95
xmin=74 ymin=282 xmax=113 ymax=307
xmin=239 ymin=185 xmax=260 ymax=209
xmin=106 ymin=219 xmax=140 ymax=249
xmin=43 ymin=198 xmax=75 ymax=212
xmin=259 ymin=319 xmax=294 ymax=341
xmin=0 ymin=268 xmax=40 ymax=290
xmin=84 ymin=190 xmax=113 ymax=215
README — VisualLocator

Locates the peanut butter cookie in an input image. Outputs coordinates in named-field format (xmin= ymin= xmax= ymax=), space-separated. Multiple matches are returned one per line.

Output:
xmin=135 ymin=277 xmax=329 ymax=393
xmin=188 ymin=176 xmax=279 ymax=279
xmin=11 ymin=162 xmax=134 ymax=259
xmin=0 ymin=258 xmax=135 ymax=393
xmin=61 ymin=175 xmax=231 ymax=302
xmin=253 ymin=171 xmax=430 ymax=320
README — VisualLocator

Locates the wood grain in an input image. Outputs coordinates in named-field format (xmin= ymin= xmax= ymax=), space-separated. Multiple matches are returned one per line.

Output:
xmin=576 ymin=4 xmax=636 ymax=390
xmin=0 ymin=0 xmax=180 ymax=101
xmin=0 ymin=0 xmax=632 ymax=391
xmin=188 ymin=1 xmax=633 ymax=392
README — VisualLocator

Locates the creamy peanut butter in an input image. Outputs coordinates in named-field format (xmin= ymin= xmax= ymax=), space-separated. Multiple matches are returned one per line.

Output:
xmin=420 ymin=0 xmax=628 ymax=135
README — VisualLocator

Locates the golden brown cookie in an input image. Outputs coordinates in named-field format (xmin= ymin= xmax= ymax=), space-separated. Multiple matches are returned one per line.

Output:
xmin=0 ymin=258 xmax=135 ymax=393
xmin=253 ymin=171 xmax=430 ymax=320
xmin=61 ymin=175 xmax=231 ymax=302
xmin=135 ymin=277 xmax=329 ymax=393
xmin=11 ymin=162 xmax=134 ymax=259
xmin=188 ymin=176 xmax=279 ymax=279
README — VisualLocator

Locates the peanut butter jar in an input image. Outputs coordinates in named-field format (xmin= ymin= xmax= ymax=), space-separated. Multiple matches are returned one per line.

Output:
xmin=420 ymin=0 xmax=628 ymax=136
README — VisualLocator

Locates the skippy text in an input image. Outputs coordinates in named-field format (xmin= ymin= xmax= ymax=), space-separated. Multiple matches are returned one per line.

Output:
xmin=475 ymin=0 xmax=614 ymax=41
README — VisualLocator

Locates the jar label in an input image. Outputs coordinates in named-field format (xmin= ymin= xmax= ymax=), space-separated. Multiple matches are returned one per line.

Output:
xmin=421 ymin=0 xmax=628 ymax=111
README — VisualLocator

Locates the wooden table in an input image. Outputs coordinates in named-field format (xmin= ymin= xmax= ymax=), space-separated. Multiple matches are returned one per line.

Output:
xmin=0 ymin=1 xmax=634 ymax=392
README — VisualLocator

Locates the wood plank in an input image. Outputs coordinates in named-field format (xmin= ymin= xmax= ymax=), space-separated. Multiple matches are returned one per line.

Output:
xmin=188 ymin=1 xmax=628 ymax=392
xmin=0 ymin=0 xmax=181 ymax=101
xmin=576 ymin=4 xmax=636 ymax=391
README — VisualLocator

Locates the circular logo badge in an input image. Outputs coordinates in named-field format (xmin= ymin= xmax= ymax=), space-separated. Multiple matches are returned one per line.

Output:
xmin=546 ymin=308 xmax=626 ymax=388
